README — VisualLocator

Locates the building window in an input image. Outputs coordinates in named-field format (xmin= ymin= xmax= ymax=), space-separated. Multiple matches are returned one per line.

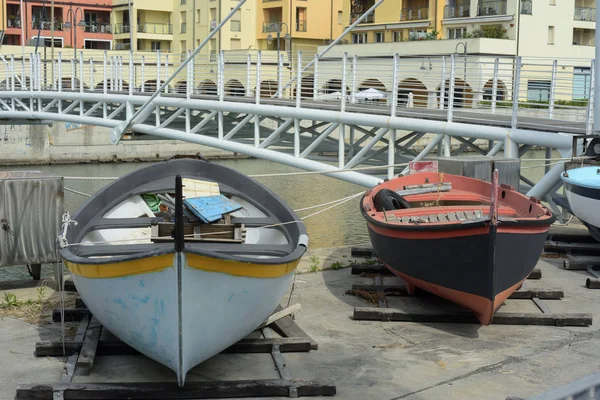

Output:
xmin=548 ymin=26 xmax=555 ymax=45
xmin=338 ymin=11 xmax=343 ymax=24
xmin=196 ymin=9 xmax=201 ymax=22
xmin=447 ymin=27 xmax=467 ymax=39
xmin=408 ymin=30 xmax=426 ymax=40
xmin=521 ymin=0 xmax=532 ymax=14
xmin=527 ymin=80 xmax=551 ymax=102
xmin=296 ymin=7 xmax=307 ymax=31
xmin=549 ymin=0 xmax=556 ymax=5
xmin=374 ymin=32 xmax=384 ymax=43
xmin=352 ymin=33 xmax=367 ymax=44
xmin=393 ymin=31 xmax=402 ymax=42
xmin=151 ymin=41 xmax=161 ymax=51
xmin=230 ymin=38 xmax=241 ymax=50
xmin=573 ymin=67 xmax=591 ymax=100
xmin=180 ymin=11 xmax=187 ymax=33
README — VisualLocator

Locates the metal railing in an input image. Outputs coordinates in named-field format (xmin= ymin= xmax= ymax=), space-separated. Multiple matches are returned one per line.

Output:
xmin=520 ymin=0 xmax=532 ymax=14
xmin=230 ymin=20 xmax=241 ymax=32
xmin=477 ymin=0 xmax=507 ymax=16
xmin=401 ymin=7 xmax=429 ymax=21
xmin=574 ymin=6 xmax=596 ymax=21
xmin=113 ymin=23 xmax=131 ymax=34
xmin=296 ymin=19 xmax=307 ymax=32
xmin=138 ymin=22 xmax=173 ymax=35
xmin=350 ymin=12 xmax=375 ymax=24
xmin=31 ymin=20 xmax=63 ymax=31
xmin=84 ymin=22 xmax=112 ymax=34
xmin=444 ymin=4 xmax=470 ymax=18
xmin=263 ymin=21 xmax=283 ymax=32
xmin=7 ymin=18 xmax=21 ymax=28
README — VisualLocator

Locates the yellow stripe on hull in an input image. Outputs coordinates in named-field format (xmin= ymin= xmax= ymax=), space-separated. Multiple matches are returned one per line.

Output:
xmin=64 ymin=253 xmax=299 ymax=279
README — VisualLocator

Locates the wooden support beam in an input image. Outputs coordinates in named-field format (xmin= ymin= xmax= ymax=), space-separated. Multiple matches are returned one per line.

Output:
xmin=350 ymin=263 xmax=389 ymax=275
xmin=350 ymin=247 xmax=376 ymax=258
xmin=52 ymin=308 xmax=91 ymax=322
xmin=348 ymin=285 xmax=562 ymax=300
xmin=15 ymin=379 xmax=337 ymax=399
xmin=353 ymin=307 xmax=592 ymax=326
xmin=586 ymin=278 xmax=600 ymax=289
xmin=76 ymin=317 xmax=103 ymax=373
xmin=270 ymin=306 xmax=318 ymax=350
xmin=36 ymin=337 xmax=313 ymax=358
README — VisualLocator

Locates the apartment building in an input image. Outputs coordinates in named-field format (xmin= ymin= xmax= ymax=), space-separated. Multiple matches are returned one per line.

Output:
xmin=1 ymin=0 xmax=112 ymax=49
xmin=257 ymin=0 xmax=344 ymax=53
xmin=112 ymin=0 xmax=173 ymax=51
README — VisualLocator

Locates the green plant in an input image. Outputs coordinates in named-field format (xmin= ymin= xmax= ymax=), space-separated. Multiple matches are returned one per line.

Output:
xmin=465 ymin=25 xmax=508 ymax=39
xmin=36 ymin=284 xmax=47 ymax=304
xmin=364 ymin=258 xmax=378 ymax=265
xmin=330 ymin=261 xmax=343 ymax=270
xmin=409 ymin=29 xmax=440 ymax=41
xmin=309 ymin=255 xmax=320 ymax=273
xmin=3 ymin=292 xmax=18 ymax=307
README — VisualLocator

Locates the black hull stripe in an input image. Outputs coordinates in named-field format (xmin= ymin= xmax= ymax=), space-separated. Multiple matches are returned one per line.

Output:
xmin=565 ymin=182 xmax=600 ymax=201
xmin=368 ymin=228 xmax=548 ymax=300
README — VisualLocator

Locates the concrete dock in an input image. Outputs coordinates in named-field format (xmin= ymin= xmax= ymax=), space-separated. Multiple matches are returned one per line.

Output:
xmin=1 ymin=245 xmax=599 ymax=400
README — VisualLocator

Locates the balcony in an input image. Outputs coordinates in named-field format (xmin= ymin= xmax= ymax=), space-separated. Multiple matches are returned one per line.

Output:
xmin=84 ymin=22 xmax=112 ymax=34
xmin=401 ymin=7 xmax=429 ymax=21
xmin=138 ymin=22 xmax=173 ymax=35
xmin=574 ymin=7 xmax=595 ymax=22
xmin=477 ymin=0 xmax=507 ymax=16
xmin=350 ymin=12 xmax=375 ymax=24
xmin=7 ymin=18 xmax=22 ymax=29
xmin=296 ymin=19 xmax=307 ymax=32
xmin=444 ymin=4 xmax=470 ymax=18
xmin=32 ymin=20 xmax=63 ymax=31
xmin=262 ymin=21 xmax=283 ymax=32
xmin=114 ymin=23 xmax=131 ymax=34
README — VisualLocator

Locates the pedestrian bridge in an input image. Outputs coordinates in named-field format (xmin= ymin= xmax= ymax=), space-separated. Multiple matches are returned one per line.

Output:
xmin=0 ymin=50 xmax=591 ymax=205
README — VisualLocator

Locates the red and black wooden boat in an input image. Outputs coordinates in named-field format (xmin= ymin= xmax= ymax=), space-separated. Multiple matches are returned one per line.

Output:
xmin=360 ymin=171 xmax=555 ymax=325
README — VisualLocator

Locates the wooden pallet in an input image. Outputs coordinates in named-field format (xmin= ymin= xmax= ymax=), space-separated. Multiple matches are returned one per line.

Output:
xmin=25 ymin=305 xmax=334 ymax=399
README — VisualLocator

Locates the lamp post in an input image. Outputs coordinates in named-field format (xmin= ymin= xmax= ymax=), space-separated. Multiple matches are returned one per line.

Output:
xmin=266 ymin=22 xmax=291 ymax=67
xmin=455 ymin=41 xmax=468 ymax=107
xmin=64 ymin=7 xmax=86 ymax=60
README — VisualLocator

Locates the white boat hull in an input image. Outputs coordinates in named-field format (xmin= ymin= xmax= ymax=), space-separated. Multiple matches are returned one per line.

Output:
xmin=72 ymin=254 xmax=294 ymax=385
xmin=565 ymin=188 xmax=600 ymax=230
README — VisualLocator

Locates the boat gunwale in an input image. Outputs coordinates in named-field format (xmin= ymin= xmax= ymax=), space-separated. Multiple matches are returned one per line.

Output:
xmin=561 ymin=167 xmax=600 ymax=190
xmin=58 ymin=159 xmax=307 ymax=267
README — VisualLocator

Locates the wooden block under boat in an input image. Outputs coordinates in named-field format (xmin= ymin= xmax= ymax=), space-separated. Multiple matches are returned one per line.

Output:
xmin=152 ymin=222 xmax=246 ymax=243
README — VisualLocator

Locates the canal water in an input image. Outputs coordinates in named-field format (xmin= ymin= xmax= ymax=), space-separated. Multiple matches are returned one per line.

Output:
xmin=0 ymin=151 xmax=556 ymax=281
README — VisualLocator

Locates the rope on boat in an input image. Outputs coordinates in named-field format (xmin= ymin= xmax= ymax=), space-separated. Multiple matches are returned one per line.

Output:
xmin=64 ymin=187 xmax=92 ymax=197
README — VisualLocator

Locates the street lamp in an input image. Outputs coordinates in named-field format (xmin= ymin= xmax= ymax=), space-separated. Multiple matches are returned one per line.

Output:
xmin=64 ymin=7 xmax=87 ymax=60
xmin=455 ymin=41 xmax=468 ymax=107
xmin=266 ymin=22 xmax=291 ymax=67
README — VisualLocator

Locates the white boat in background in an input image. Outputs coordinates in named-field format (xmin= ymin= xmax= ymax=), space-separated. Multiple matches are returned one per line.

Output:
xmin=562 ymin=165 xmax=600 ymax=241
xmin=58 ymin=159 xmax=308 ymax=386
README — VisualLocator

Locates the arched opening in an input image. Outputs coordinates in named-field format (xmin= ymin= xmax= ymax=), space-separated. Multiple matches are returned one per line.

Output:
xmin=258 ymin=80 xmax=278 ymax=98
xmin=482 ymin=79 xmax=507 ymax=101
xmin=357 ymin=78 xmax=387 ymax=104
xmin=225 ymin=79 xmax=245 ymax=97
xmin=0 ymin=76 xmax=30 ymax=89
xmin=398 ymin=78 xmax=428 ymax=108
xmin=292 ymin=75 xmax=315 ymax=99
xmin=323 ymin=78 xmax=349 ymax=94
xmin=94 ymin=79 xmax=129 ymax=91
xmin=142 ymin=79 xmax=164 ymax=92
xmin=174 ymin=80 xmax=188 ymax=94
xmin=436 ymin=78 xmax=473 ymax=109
xmin=198 ymin=79 xmax=218 ymax=96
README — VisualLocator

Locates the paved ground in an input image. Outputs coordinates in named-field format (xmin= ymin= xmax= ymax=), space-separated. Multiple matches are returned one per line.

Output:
xmin=1 ymin=242 xmax=599 ymax=400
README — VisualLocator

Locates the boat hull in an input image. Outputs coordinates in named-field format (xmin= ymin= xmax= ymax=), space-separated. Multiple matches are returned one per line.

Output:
xmin=563 ymin=182 xmax=600 ymax=242
xmin=366 ymin=223 xmax=548 ymax=325
xmin=68 ymin=254 xmax=295 ymax=385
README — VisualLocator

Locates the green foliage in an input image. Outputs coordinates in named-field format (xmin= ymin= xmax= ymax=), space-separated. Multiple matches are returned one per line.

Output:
xmin=479 ymin=99 xmax=588 ymax=109
xmin=3 ymin=292 xmax=18 ymax=307
xmin=409 ymin=29 xmax=440 ymax=41
xmin=330 ymin=261 xmax=343 ymax=270
xmin=465 ymin=25 xmax=508 ymax=39
xmin=309 ymin=255 xmax=320 ymax=273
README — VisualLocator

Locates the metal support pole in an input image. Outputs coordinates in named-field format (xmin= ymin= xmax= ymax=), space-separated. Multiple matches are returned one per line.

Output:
xmin=545 ymin=147 xmax=553 ymax=174
xmin=447 ymin=55 xmax=455 ymax=122
xmin=491 ymin=58 xmax=499 ymax=114
xmin=586 ymin=60 xmax=595 ymax=136
xmin=254 ymin=51 xmax=262 ymax=147
xmin=512 ymin=56 xmax=522 ymax=129
xmin=294 ymin=51 xmax=302 ymax=157
xmin=277 ymin=53 xmax=284 ymax=99
xmin=339 ymin=53 xmax=348 ymax=168
xmin=439 ymin=56 xmax=446 ymax=110
xmin=246 ymin=53 xmax=252 ymax=97
xmin=549 ymin=59 xmax=557 ymax=120
xmin=111 ymin=0 xmax=248 ymax=143
xmin=141 ymin=56 xmax=145 ymax=93
xmin=594 ymin=5 xmax=600 ymax=134
xmin=351 ymin=55 xmax=357 ymax=105
xmin=389 ymin=53 xmax=400 ymax=179
xmin=527 ymin=163 xmax=565 ymax=198
xmin=218 ymin=50 xmax=224 ymax=139
xmin=313 ymin=55 xmax=319 ymax=100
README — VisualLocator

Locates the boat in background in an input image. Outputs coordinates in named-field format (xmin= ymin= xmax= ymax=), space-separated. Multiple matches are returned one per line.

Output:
xmin=360 ymin=170 xmax=554 ymax=325
xmin=562 ymin=166 xmax=600 ymax=242
xmin=58 ymin=159 xmax=308 ymax=386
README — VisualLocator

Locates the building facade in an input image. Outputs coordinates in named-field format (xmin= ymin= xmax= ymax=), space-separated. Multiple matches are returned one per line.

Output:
xmin=2 ymin=0 xmax=112 ymax=49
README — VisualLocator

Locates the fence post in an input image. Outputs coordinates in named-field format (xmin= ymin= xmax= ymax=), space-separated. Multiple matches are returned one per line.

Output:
xmin=549 ymin=59 xmax=557 ymax=120
xmin=491 ymin=58 xmax=499 ymax=114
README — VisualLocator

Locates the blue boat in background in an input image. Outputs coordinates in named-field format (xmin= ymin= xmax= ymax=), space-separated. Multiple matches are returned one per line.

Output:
xmin=561 ymin=166 xmax=600 ymax=241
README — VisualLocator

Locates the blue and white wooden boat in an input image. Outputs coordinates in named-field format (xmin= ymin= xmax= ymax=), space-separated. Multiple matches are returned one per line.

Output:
xmin=561 ymin=166 xmax=600 ymax=241
xmin=58 ymin=159 xmax=308 ymax=386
